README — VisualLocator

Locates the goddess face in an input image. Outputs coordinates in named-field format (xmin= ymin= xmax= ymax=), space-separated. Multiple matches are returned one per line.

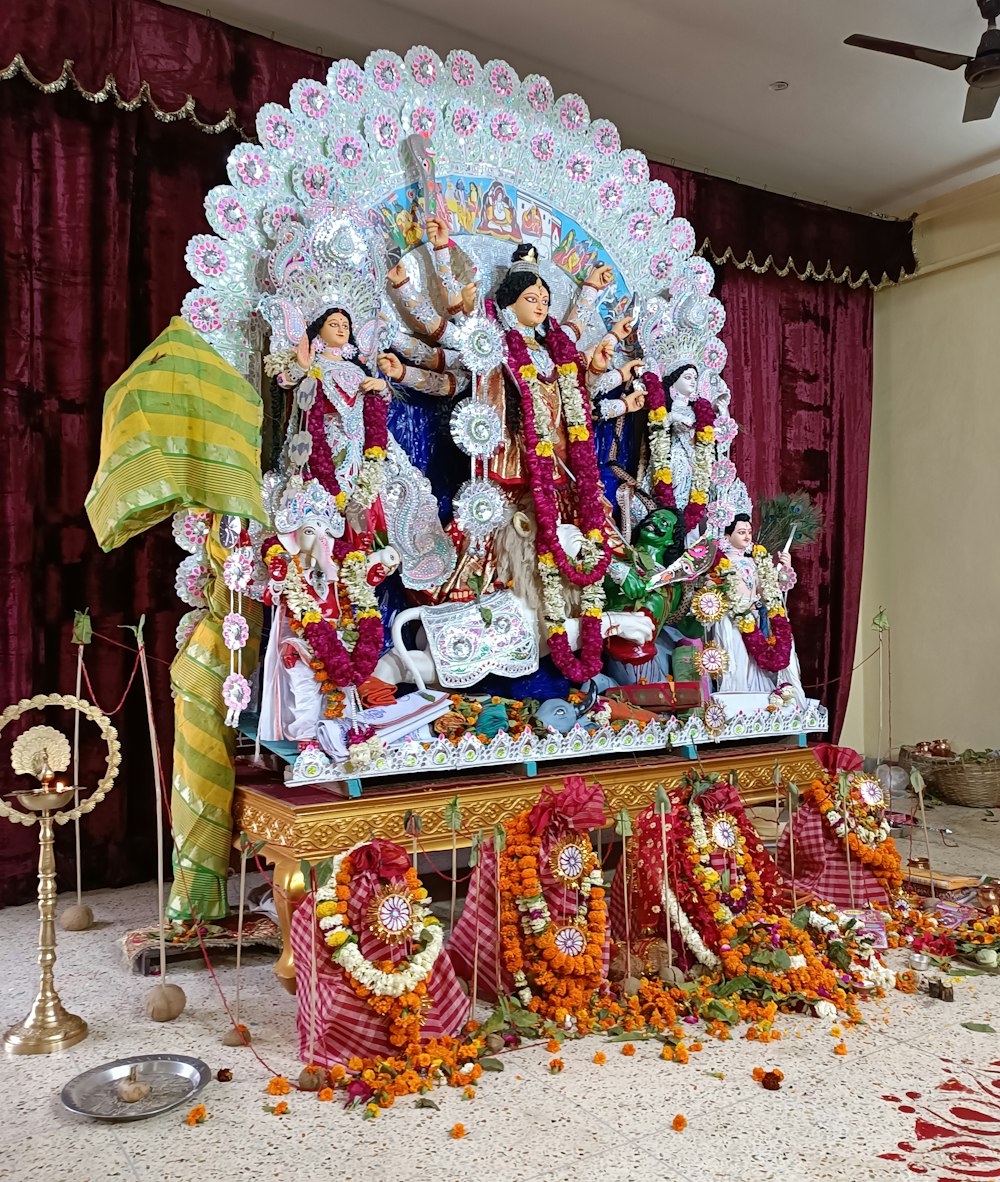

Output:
xmin=728 ymin=520 xmax=754 ymax=552
xmin=670 ymin=366 xmax=699 ymax=401
xmin=510 ymin=282 xmax=550 ymax=328
xmin=318 ymin=311 xmax=351 ymax=349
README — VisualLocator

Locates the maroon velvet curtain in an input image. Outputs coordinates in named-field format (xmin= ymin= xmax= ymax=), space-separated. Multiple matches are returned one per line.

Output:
xmin=0 ymin=0 xmax=892 ymax=905
xmin=0 ymin=82 xmax=238 ymax=905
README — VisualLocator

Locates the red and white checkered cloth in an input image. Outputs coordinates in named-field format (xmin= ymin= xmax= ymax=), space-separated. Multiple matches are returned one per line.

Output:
xmin=290 ymin=845 xmax=468 ymax=1066
xmin=775 ymin=803 xmax=888 ymax=909
xmin=446 ymin=778 xmax=611 ymax=998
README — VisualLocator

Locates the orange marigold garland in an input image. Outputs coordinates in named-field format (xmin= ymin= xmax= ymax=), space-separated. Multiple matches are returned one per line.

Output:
xmin=498 ymin=809 xmax=607 ymax=1026
xmin=802 ymin=776 xmax=905 ymax=903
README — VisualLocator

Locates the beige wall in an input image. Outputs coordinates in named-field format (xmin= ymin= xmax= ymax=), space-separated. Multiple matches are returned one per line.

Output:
xmin=841 ymin=176 xmax=1000 ymax=758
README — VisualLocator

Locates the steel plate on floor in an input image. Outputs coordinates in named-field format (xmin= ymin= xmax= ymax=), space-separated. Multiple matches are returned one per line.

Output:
xmin=61 ymin=1054 xmax=211 ymax=1121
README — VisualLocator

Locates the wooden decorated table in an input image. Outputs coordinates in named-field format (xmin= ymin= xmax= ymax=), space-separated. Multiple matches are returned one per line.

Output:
xmin=232 ymin=742 xmax=821 ymax=991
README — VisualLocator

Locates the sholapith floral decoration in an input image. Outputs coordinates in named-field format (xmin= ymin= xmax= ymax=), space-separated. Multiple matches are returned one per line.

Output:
xmin=500 ymin=310 xmax=611 ymax=683
xmin=498 ymin=808 xmax=606 ymax=1026
xmin=802 ymin=773 xmax=904 ymax=903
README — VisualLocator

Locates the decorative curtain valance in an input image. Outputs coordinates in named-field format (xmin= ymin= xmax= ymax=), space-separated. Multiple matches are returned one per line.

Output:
xmin=1 ymin=0 xmax=915 ymax=289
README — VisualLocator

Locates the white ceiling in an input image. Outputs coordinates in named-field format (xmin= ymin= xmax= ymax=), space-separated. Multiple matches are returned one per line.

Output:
xmin=167 ymin=0 xmax=1000 ymax=211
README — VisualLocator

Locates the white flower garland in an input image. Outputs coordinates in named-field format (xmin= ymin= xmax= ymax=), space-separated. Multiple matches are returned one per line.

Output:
xmin=661 ymin=879 xmax=721 ymax=971
xmin=720 ymin=545 xmax=787 ymax=629
xmin=314 ymin=845 xmax=442 ymax=997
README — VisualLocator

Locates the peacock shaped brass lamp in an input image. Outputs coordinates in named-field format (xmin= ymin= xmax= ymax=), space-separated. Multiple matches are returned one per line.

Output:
xmin=1 ymin=694 xmax=120 ymax=1055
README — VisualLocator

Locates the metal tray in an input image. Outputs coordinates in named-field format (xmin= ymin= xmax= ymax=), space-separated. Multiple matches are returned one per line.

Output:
xmin=61 ymin=1054 xmax=211 ymax=1121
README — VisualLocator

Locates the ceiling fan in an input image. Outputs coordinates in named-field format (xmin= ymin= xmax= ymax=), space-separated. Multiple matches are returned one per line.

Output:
xmin=845 ymin=0 xmax=1000 ymax=122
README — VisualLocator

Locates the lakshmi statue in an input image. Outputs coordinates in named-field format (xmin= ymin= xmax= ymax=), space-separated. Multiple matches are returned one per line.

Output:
xmin=710 ymin=513 xmax=812 ymax=708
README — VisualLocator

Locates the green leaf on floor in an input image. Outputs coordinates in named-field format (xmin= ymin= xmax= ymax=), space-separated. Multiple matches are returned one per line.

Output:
xmin=414 ymin=1097 xmax=439 ymax=1109
xmin=961 ymin=1022 xmax=996 ymax=1033
xmin=478 ymin=1057 xmax=505 ymax=1072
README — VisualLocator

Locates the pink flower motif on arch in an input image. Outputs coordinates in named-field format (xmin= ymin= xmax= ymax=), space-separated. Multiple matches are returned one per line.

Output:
xmin=560 ymin=99 xmax=587 ymax=130
xmin=334 ymin=136 xmax=364 ymax=169
xmin=648 ymin=183 xmax=675 ymax=218
xmin=566 ymin=153 xmax=593 ymax=183
xmin=707 ymin=499 xmax=735 ymax=529
xmin=410 ymin=106 xmax=437 ymax=136
xmin=531 ymin=132 xmax=555 ymax=162
xmin=297 ymin=85 xmax=330 ymax=120
xmin=191 ymin=239 xmax=228 ymax=278
xmin=452 ymin=106 xmax=480 ymax=137
xmin=599 ymin=179 xmax=623 ymax=210
xmin=450 ymin=53 xmax=476 ymax=87
xmin=266 ymin=203 xmax=298 ymax=232
xmin=491 ymin=112 xmax=520 ymax=143
xmin=263 ymin=113 xmax=294 ymax=150
xmin=301 ymin=165 xmax=331 ymax=200
xmin=622 ymin=156 xmax=645 ymax=184
xmin=714 ymin=416 xmax=739 ymax=446
xmin=410 ymin=51 xmax=437 ymax=86
xmin=648 ymin=253 xmax=674 ymax=282
xmin=593 ymin=125 xmax=620 ymax=155
xmin=215 ymin=196 xmax=248 ymax=234
xmin=373 ymin=114 xmax=399 ymax=149
xmin=373 ymin=58 xmax=402 ymax=92
xmin=183 ymin=295 xmax=222 ymax=335
xmin=669 ymin=220 xmax=697 ymax=254
xmin=711 ymin=458 xmax=737 ymax=487
xmin=235 ymin=152 xmax=269 ymax=188
xmin=335 ymin=64 xmax=365 ymax=104
xmin=489 ymin=63 xmax=515 ymax=97
xmin=222 ymin=672 xmax=252 ymax=713
xmin=527 ymin=79 xmax=553 ymax=112
xmin=628 ymin=212 xmax=652 ymax=242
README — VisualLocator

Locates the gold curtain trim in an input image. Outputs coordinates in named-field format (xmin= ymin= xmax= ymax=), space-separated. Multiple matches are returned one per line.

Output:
xmin=2 ymin=53 xmax=910 ymax=288
xmin=698 ymin=238 xmax=908 ymax=291
xmin=0 ymin=53 xmax=247 ymax=138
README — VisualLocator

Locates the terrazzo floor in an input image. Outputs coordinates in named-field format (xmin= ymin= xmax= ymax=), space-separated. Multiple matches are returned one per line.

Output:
xmin=1 ymin=802 xmax=999 ymax=1182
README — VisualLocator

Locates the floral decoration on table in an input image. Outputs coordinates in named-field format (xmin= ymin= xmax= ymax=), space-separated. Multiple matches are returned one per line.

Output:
xmin=802 ymin=772 xmax=904 ymax=902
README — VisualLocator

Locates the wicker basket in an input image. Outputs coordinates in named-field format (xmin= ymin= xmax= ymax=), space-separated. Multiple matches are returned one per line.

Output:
xmin=932 ymin=758 xmax=1000 ymax=809
xmin=897 ymin=745 xmax=1000 ymax=807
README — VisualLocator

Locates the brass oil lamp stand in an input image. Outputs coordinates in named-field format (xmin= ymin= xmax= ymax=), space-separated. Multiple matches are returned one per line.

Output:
xmin=4 ymin=764 xmax=86 ymax=1054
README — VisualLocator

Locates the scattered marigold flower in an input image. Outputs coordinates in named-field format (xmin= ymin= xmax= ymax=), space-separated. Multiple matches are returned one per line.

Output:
xmin=549 ymin=1058 xmax=565 ymax=1074
xmin=215 ymin=1069 xmax=232 ymax=1082
xmin=329 ymin=1064 xmax=346 ymax=1082
xmin=675 ymin=1043 xmax=689 ymax=1065
xmin=271 ymin=1101 xmax=288 ymax=1116
xmin=772 ymin=1068 xmax=784 ymax=1082
xmin=267 ymin=1076 xmax=291 ymax=1096
xmin=672 ymin=1114 xmax=687 ymax=1132
xmin=752 ymin=1067 xmax=765 ymax=1082
xmin=761 ymin=1071 xmax=782 ymax=1091
xmin=463 ymin=1086 xmax=476 ymax=1100
xmin=364 ymin=1104 xmax=379 ymax=1119
xmin=690 ymin=1042 xmax=703 ymax=1052
xmin=661 ymin=1045 xmax=674 ymax=1061
xmin=347 ymin=1056 xmax=364 ymax=1072
xmin=834 ymin=1042 xmax=848 ymax=1056
xmin=830 ymin=1026 xmax=842 ymax=1037
xmin=593 ymin=1052 xmax=606 ymax=1065
xmin=621 ymin=1043 xmax=636 ymax=1057
xmin=317 ymin=1087 xmax=333 ymax=1102
xmin=184 ymin=1104 xmax=207 ymax=1126
xmin=450 ymin=1123 xmax=466 ymax=1139
xmin=546 ymin=1038 xmax=561 ymax=1053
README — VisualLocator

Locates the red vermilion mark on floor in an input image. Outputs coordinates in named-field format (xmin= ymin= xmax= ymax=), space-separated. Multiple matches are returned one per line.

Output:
xmin=879 ymin=1061 xmax=1000 ymax=1181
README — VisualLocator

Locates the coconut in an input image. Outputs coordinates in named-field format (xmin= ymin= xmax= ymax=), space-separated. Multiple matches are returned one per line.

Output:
xmin=144 ymin=982 xmax=186 ymax=1022
xmin=222 ymin=1024 xmax=251 ymax=1046
xmin=59 ymin=904 xmax=94 ymax=931
xmin=298 ymin=1065 xmax=325 ymax=1091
